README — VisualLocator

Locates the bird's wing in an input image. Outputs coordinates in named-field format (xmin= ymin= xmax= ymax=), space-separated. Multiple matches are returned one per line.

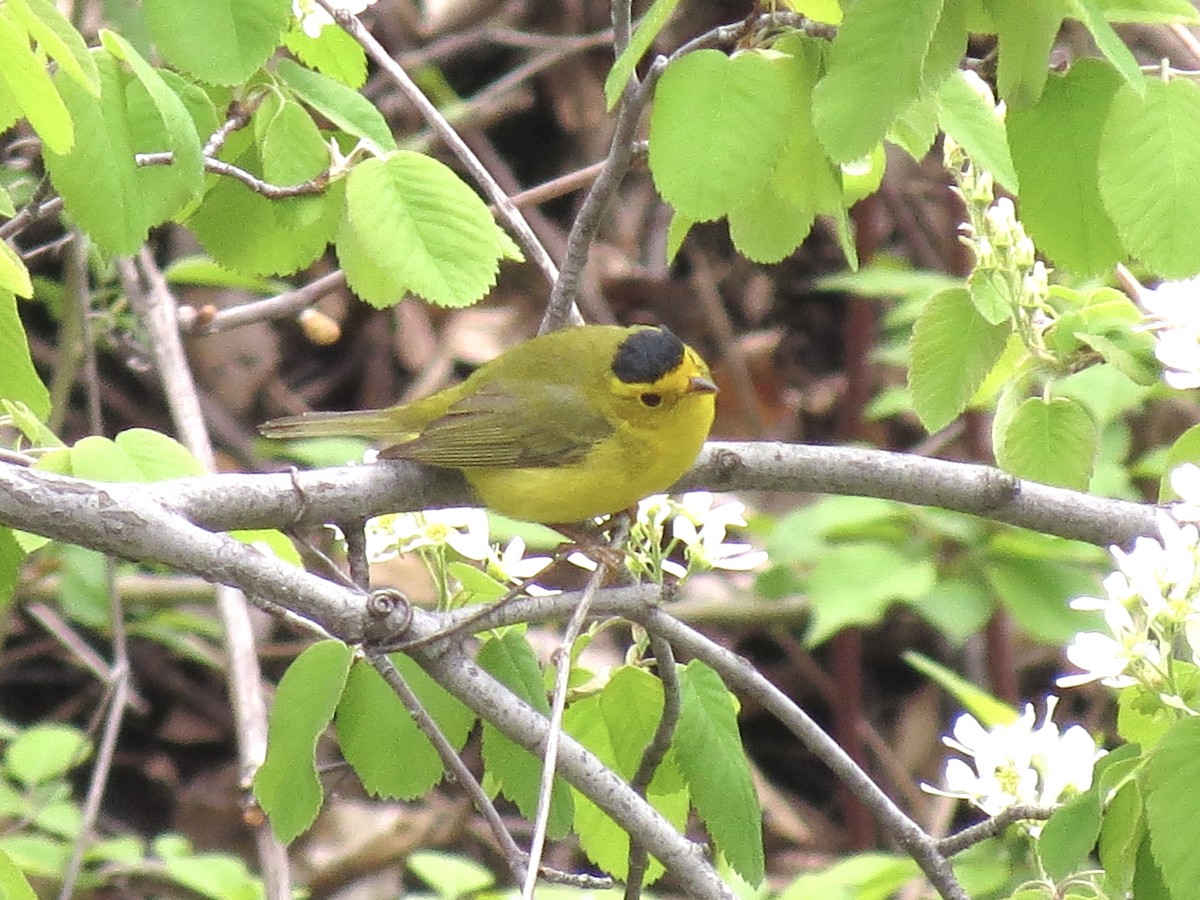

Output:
xmin=378 ymin=378 xmax=614 ymax=469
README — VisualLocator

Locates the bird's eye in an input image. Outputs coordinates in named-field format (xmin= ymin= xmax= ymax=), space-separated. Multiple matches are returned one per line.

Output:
xmin=640 ymin=392 xmax=662 ymax=407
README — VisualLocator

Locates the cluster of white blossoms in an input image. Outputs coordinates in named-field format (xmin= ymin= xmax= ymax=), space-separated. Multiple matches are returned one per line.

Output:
xmin=1140 ymin=276 xmax=1200 ymax=390
xmin=292 ymin=0 xmax=377 ymax=37
xmin=1056 ymin=463 xmax=1200 ymax=711
xmin=361 ymin=491 xmax=767 ymax=596
xmin=924 ymin=697 xmax=1104 ymax=832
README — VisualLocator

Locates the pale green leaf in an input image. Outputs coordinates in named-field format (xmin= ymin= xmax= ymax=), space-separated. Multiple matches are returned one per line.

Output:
xmin=806 ymin=543 xmax=936 ymax=645
xmin=6 ymin=0 xmax=98 ymax=95
xmin=408 ymin=851 xmax=495 ymax=897
xmin=649 ymin=48 xmax=800 ymax=221
xmin=1040 ymin=792 xmax=1103 ymax=883
xmin=0 ymin=847 xmax=38 ymax=900
xmin=338 ymin=151 xmax=515 ymax=308
xmin=1065 ymin=0 xmax=1145 ymax=91
xmin=275 ymin=57 xmax=396 ymax=151
xmin=6 ymin=723 xmax=91 ymax=786
xmin=253 ymin=640 xmax=354 ymax=844
xmin=1008 ymin=59 xmax=1124 ymax=275
xmin=983 ymin=0 xmax=1067 ymax=107
xmin=1096 ymin=0 xmax=1199 ymax=22
xmin=143 ymin=0 xmax=290 ymax=85
xmin=909 ymin=287 xmax=1010 ymax=432
xmin=0 ymin=290 xmax=50 ymax=421
xmin=282 ymin=22 xmax=367 ymax=88
xmin=1099 ymin=76 xmax=1200 ymax=278
xmin=937 ymin=69 xmax=1019 ymax=192
xmin=812 ymin=0 xmax=943 ymax=162
xmin=675 ymin=661 xmax=764 ymax=886
xmin=0 ymin=242 xmax=31 ymax=298
xmin=1145 ymin=718 xmax=1200 ymax=900
xmin=903 ymin=652 xmax=1016 ymax=726
xmin=997 ymin=396 xmax=1098 ymax=490
xmin=0 ymin=9 xmax=73 ymax=154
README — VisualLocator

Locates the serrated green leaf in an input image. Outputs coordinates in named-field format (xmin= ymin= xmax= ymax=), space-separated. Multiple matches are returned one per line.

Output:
xmin=282 ymin=22 xmax=367 ymax=88
xmin=890 ymin=89 xmax=940 ymax=160
xmin=389 ymin=653 xmax=475 ymax=750
xmin=0 ymin=186 xmax=14 ymax=218
xmin=1099 ymin=76 xmax=1200 ymax=278
xmin=1065 ymin=0 xmax=1145 ymax=91
xmin=998 ymin=396 xmax=1098 ymax=490
xmin=1008 ymin=59 xmax=1124 ymax=275
xmin=675 ymin=661 xmax=763 ymax=886
xmin=143 ymin=0 xmax=290 ymax=85
xmin=1145 ymin=718 xmax=1200 ymax=900
xmin=806 ymin=543 xmax=936 ymax=645
xmin=0 ymin=847 xmax=37 ymax=900
xmin=477 ymin=633 xmax=572 ymax=838
xmin=0 ymin=9 xmax=73 ymax=154
xmin=255 ymin=93 xmax=330 ymax=231
xmin=1098 ymin=777 xmax=1143 ymax=898
xmin=6 ymin=723 xmax=91 ymax=786
xmin=338 ymin=151 xmax=516 ymax=308
xmin=922 ymin=0 xmax=967 ymax=92
xmin=937 ymin=69 xmax=1018 ymax=192
xmin=812 ymin=0 xmax=943 ymax=162
xmin=664 ymin=211 xmax=693 ymax=264
xmin=253 ymin=640 xmax=354 ymax=844
xmin=7 ymin=0 xmax=98 ymax=96
xmin=649 ymin=48 xmax=800 ymax=221
xmin=983 ymin=0 xmax=1067 ymax=107
xmin=335 ymin=660 xmax=442 ymax=800
xmin=408 ymin=851 xmax=495 ymax=897
xmin=275 ymin=57 xmax=396 ymax=151
xmin=909 ymin=287 xmax=1010 ymax=432
xmin=56 ymin=544 xmax=110 ymax=627
xmin=604 ymin=0 xmax=682 ymax=108
xmin=78 ymin=429 xmax=204 ymax=481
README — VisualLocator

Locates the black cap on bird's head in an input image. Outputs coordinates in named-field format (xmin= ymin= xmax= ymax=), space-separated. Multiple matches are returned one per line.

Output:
xmin=612 ymin=327 xmax=685 ymax=385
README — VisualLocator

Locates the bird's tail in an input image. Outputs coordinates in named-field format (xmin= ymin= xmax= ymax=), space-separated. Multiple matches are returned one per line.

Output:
xmin=258 ymin=408 xmax=407 ymax=440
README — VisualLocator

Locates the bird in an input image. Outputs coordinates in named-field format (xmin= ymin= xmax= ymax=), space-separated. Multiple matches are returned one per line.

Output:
xmin=259 ymin=324 xmax=718 ymax=525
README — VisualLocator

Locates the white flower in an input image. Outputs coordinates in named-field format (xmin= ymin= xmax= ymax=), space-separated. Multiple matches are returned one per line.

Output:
xmin=487 ymin=536 xmax=552 ymax=584
xmin=1141 ymin=277 xmax=1200 ymax=389
xmin=365 ymin=508 xmax=491 ymax=563
xmin=292 ymin=0 xmax=376 ymax=37
xmin=924 ymin=698 xmax=1104 ymax=830
xmin=670 ymin=493 xmax=769 ymax=573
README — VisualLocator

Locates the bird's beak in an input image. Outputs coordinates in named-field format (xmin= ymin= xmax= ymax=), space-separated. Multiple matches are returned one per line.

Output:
xmin=688 ymin=375 xmax=719 ymax=394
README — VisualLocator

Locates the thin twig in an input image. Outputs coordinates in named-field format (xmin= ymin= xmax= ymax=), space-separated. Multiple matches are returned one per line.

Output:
xmin=135 ymin=153 xmax=331 ymax=198
xmin=178 ymin=270 xmax=346 ymax=336
xmin=318 ymin=0 xmax=559 ymax=291
xmin=936 ymin=804 xmax=1056 ymax=857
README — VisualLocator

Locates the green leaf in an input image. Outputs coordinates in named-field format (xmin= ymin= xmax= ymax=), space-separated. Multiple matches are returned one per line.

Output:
xmin=675 ymin=661 xmax=763 ymax=886
xmin=275 ymin=57 xmax=396 ymax=152
xmin=997 ymin=396 xmax=1098 ymax=490
xmin=903 ymin=652 xmax=1016 ymax=726
xmin=142 ymin=0 xmax=290 ymax=85
xmin=0 ymin=528 xmax=21 ymax=613
xmin=1098 ymin=775 xmax=1144 ymax=898
xmin=1039 ymin=790 xmax=1102 ymax=882
xmin=5 ymin=723 xmax=91 ymax=786
xmin=910 ymin=577 xmax=994 ymax=645
xmin=338 ymin=151 xmax=518 ymax=308
xmin=253 ymin=640 xmax=353 ymax=844
xmin=1145 ymin=718 xmax=1200 ymax=900
xmin=922 ymin=0 xmax=967 ymax=92
xmin=937 ymin=69 xmax=1018 ymax=192
xmin=0 ymin=240 xmax=31 ymax=299
xmin=186 ymin=132 xmax=343 ymax=276
xmin=477 ymin=632 xmax=573 ymax=838
xmin=1007 ymin=60 xmax=1124 ymax=275
xmin=604 ymin=0 xmax=682 ymax=108
xmin=335 ymin=660 xmax=442 ymax=800
xmin=1065 ymin=0 xmax=1145 ymax=91
xmin=255 ymin=92 xmax=330 ymax=230
xmin=160 ymin=851 xmax=261 ymax=900
xmin=43 ymin=51 xmax=151 ymax=254
xmin=649 ymin=48 xmax=800 ymax=221
xmin=282 ymin=22 xmax=367 ymax=88
xmin=0 ymin=848 xmax=38 ymax=900
xmin=1162 ymin=423 xmax=1200 ymax=501
xmin=408 ymin=851 xmax=495 ymax=897
xmin=909 ymin=287 xmax=1010 ymax=432
xmin=812 ymin=0 xmax=943 ymax=162
xmin=983 ymin=0 xmax=1067 ymax=107
xmin=389 ymin=653 xmax=475 ymax=750
xmin=0 ymin=8 xmax=73 ymax=154
xmin=805 ymin=542 xmax=937 ymax=645
xmin=229 ymin=529 xmax=302 ymax=568
xmin=6 ymin=0 xmax=98 ymax=96
xmin=983 ymin=554 xmax=1101 ymax=643
xmin=777 ymin=853 xmax=920 ymax=900
xmin=0 ymin=290 xmax=49 ymax=421
xmin=890 ymin=90 xmax=940 ymax=160
xmin=664 ymin=211 xmax=693 ymax=264
xmin=56 ymin=544 xmax=110 ymax=627
xmin=101 ymin=30 xmax=205 ymax=225
xmin=1099 ymin=76 xmax=1200 ymax=278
